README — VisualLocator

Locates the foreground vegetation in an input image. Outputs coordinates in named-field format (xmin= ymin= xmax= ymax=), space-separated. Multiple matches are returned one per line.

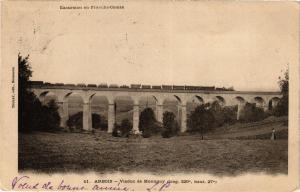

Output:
xmin=19 ymin=116 xmax=288 ymax=174
xmin=19 ymin=131 xmax=287 ymax=175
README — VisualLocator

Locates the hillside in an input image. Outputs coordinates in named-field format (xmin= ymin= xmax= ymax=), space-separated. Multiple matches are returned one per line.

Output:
xmin=202 ymin=116 xmax=288 ymax=140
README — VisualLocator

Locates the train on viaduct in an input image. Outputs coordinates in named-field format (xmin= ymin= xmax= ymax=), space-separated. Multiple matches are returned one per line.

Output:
xmin=29 ymin=81 xmax=282 ymax=134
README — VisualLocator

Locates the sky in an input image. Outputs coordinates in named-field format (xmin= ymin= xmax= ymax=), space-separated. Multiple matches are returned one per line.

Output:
xmin=11 ymin=1 xmax=298 ymax=91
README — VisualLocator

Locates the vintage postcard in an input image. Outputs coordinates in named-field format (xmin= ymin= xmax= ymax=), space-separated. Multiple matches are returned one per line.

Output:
xmin=0 ymin=0 xmax=299 ymax=191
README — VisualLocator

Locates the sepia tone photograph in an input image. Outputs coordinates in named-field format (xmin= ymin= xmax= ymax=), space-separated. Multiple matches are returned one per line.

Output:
xmin=1 ymin=1 xmax=299 ymax=191
xmin=16 ymin=1 xmax=291 ymax=176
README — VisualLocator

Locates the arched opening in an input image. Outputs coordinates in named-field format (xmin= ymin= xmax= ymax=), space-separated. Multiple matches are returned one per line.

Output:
xmin=186 ymin=95 xmax=204 ymax=116
xmin=139 ymin=96 xmax=157 ymax=116
xmin=114 ymin=96 xmax=134 ymax=126
xmin=65 ymin=92 xmax=84 ymax=130
xmin=138 ymin=96 xmax=158 ymax=134
xmin=254 ymin=97 xmax=265 ymax=108
xmin=90 ymin=95 xmax=109 ymax=131
xmin=235 ymin=96 xmax=246 ymax=105
xmin=268 ymin=97 xmax=280 ymax=110
xmin=39 ymin=91 xmax=58 ymax=105
xmin=162 ymin=95 xmax=181 ymax=124
xmin=214 ymin=96 xmax=226 ymax=107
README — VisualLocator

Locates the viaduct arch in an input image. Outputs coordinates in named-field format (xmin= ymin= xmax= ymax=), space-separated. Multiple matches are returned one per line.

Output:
xmin=31 ymin=83 xmax=282 ymax=134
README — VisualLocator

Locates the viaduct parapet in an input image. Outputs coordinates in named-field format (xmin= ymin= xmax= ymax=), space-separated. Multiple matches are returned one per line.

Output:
xmin=29 ymin=82 xmax=282 ymax=134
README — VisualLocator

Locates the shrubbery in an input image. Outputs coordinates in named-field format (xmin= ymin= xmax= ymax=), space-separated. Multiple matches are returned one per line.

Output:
xmin=185 ymin=68 xmax=289 ymax=137
xmin=67 ymin=112 xmax=83 ymax=130
xmin=161 ymin=111 xmax=179 ymax=138
xmin=20 ymin=95 xmax=61 ymax=132
xmin=120 ymin=119 xmax=132 ymax=137
xmin=38 ymin=100 xmax=61 ymax=131
xmin=221 ymin=106 xmax=238 ymax=124
xmin=187 ymin=101 xmax=269 ymax=138
xmin=67 ymin=112 xmax=106 ymax=131
xmin=209 ymin=101 xmax=237 ymax=127
xmin=187 ymin=102 xmax=237 ymax=136
xmin=139 ymin=108 xmax=161 ymax=138
xmin=239 ymin=102 xmax=266 ymax=122
xmin=112 ymin=119 xmax=132 ymax=137
xmin=92 ymin=114 xmax=107 ymax=130
xmin=187 ymin=104 xmax=214 ymax=139
xmin=92 ymin=114 xmax=101 ymax=129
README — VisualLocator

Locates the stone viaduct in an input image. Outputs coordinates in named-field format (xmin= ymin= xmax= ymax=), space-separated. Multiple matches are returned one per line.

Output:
xmin=30 ymin=83 xmax=282 ymax=134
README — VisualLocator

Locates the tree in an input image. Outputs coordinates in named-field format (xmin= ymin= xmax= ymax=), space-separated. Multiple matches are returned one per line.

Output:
xmin=187 ymin=104 xmax=214 ymax=139
xmin=120 ymin=119 xmax=132 ymax=137
xmin=139 ymin=108 xmax=160 ymax=137
xmin=18 ymin=54 xmax=61 ymax=132
xmin=18 ymin=54 xmax=34 ymax=132
xmin=162 ymin=111 xmax=179 ymax=138
xmin=209 ymin=101 xmax=225 ymax=127
xmin=208 ymin=101 xmax=237 ymax=126
xmin=275 ymin=68 xmax=288 ymax=116
xmin=18 ymin=54 xmax=32 ymax=92
xmin=279 ymin=68 xmax=289 ymax=97
xmin=92 ymin=113 xmax=102 ymax=129
xmin=40 ymin=100 xmax=61 ymax=131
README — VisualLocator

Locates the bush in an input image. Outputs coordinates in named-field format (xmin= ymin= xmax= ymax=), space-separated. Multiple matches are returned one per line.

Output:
xmin=142 ymin=130 xmax=151 ymax=138
xmin=112 ymin=119 xmax=132 ymax=137
xmin=92 ymin=113 xmax=107 ymax=130
xmin=67 ymin=112 xmax=107 ymax=131
xmin=222 ymin=106 xmax=238 ymax=125
xmin=209 ymin=101 xmax=225 ymax=127
xmin=208 ymin=101 xmax=237 ymax=127
xmin=39 ymin=100 xmax=61 ymax=131
xmin=162 ymin=111 xmax=179 ymax=138
xmin=139 ymin=108 xmax=161 ymax=137
xmin=187 ymin=101 xmax=269 ymax=137
xmin=239 ymin=102 xmax=266 ymax=122
xmin=92 ymin=114 xmax=101 ymax=129
xmin=120 ymin=119 xmax=132 ymax=137
xmin=99 ymin=122 xmax=108 ymax=131
xmin=19 ymin=93 xmax=61 ymax=132
xmin=112 ymin=123 xmax=119 ymax=137
xmin=67 ymin=112 xmax=83 ymax=130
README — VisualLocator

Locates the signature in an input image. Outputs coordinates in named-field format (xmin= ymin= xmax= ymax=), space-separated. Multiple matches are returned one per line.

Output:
xmin=12 ymin=176 xmax=87 ymax=190
xmin=146 ymin=181 xmax=171 ymax=192
xmin=12 ymin=176 xmax=40 ymax=190
xmin=12 ymin=176 xmax=131 ymax=191
xmin=12 ymin=175 xmax=171 ymax=191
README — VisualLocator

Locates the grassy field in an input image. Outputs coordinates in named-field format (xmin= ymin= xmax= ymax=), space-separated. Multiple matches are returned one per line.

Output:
xmin=19 ymin=131 xmax=287 ymax=175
